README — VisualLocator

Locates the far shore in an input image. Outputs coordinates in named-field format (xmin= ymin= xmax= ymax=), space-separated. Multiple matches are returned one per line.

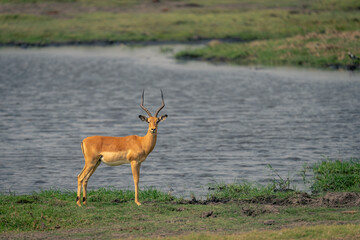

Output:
xmin=1 ymin=0 xmax=359 ymax=70
xmin=1 ymin=39 xmax=358 ymax=72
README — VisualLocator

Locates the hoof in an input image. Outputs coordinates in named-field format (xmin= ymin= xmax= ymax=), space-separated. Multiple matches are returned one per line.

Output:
xmin=76 ymin=196 xmax=82 ymax=207
xmin=135 ymin=201 xmax=142 ymax=206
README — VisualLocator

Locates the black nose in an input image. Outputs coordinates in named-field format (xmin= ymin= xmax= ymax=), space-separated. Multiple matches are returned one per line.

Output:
xmin=151 ymin=128 xmax=156 ymax=131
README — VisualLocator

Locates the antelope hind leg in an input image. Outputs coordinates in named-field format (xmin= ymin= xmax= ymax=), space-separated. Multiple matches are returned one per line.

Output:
xmin=82 ymin=161 xmax=101 ymax=206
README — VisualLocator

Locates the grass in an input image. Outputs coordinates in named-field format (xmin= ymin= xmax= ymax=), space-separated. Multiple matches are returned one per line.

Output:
xmin=0 ymin=187 xmax=173 ymax=232
xmin=1 ymin=188 xmax=360 ymax=239
xmin=311 ymin=158 xmax=360 ymax=193
xmin=1 ymin=4 xmax=359 ymax=44
xmin=160 ymin=225 xmax=360 ymax=240
xmin=206 ymin=157 xmax=360 ymax=202
xmin=176 ymin=31 xmax=360 ymax=68
xmin=207 ymin=182 xmax=296 ymax=202
xmin=1 ymin=190 xmax=360 ymax=239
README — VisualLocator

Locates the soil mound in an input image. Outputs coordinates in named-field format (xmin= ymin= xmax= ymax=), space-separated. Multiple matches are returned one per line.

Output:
xmin=249 ymin=192 xmax=313 ymax=206
xmin=320 ymin=192 xmax=360 ymax=207
xmin=251 ymin=192 xmax=360 ymax=207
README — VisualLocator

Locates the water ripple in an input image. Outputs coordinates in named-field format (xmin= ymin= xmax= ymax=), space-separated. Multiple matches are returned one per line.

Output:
xmin=0 ymin=46 xmax=360 ymax=197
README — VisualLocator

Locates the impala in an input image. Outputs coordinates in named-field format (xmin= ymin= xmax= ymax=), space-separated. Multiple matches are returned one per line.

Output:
xmin=76 ymin=90 xmax=167 ymax=206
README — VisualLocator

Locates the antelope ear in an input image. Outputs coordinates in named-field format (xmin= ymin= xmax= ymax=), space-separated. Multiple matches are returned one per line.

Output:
xmin=139 ymin=115 xmax=148 ymax=122
xmin=158 ymin=114 xmax=168 ymax=122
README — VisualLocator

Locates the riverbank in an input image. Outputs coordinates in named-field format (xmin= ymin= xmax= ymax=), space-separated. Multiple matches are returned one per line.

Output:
xmin=1 ymin=189 xmax=360 ymax=239
xmin=0 ymin=0 xmax=359 ymax=69
xmin=1 ymin=159 xmax=360 ymax=239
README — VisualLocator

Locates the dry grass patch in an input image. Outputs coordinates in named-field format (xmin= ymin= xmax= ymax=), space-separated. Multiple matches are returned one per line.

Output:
xmin=161 ymin=224 xmax=360 ymax=240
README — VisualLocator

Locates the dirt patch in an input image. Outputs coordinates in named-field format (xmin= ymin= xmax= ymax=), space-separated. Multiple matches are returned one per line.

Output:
xmin=200 ymin=211 xmax=217 ymax=218
xmin=249 ymin=192 xmax=360 ymax=207
xmin=247 ymin=192 xmax=313 ymax=206
xmin=178 ymin=192 xmax=360 ymax=207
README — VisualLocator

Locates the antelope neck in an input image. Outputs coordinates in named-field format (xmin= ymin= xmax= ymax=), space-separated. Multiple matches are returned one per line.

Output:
xmin=142 ymin=129 xmax=157 ymax=154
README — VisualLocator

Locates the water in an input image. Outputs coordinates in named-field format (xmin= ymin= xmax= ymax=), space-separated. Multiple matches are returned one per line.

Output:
xmin=1 ymin=45 xmax=360 ymax=197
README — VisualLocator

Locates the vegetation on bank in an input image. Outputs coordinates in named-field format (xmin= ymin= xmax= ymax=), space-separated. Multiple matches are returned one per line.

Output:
xmin=1 ymin=158 xmax=360 ymax=239
xmin=176 ymin=31 xmax=360 ymax=69
xmin=311 ymin=158 xmax=360 ymax=193
xmin=0 ymin=0 xmax=359 ymax=68
xmin=206 ymin=158 xmax=360 ymax=203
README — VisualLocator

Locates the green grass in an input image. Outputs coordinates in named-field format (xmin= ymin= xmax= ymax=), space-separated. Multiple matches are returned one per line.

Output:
xmin=176 ymin=30 xmax=360 ymax=68
xmin=207 ymin=182 xmax=296 ymax=202
xmin=311 ymin=158 xmax=360 ymax=193
xmin=0 ymin=0 xmax=359 ymax=44
xmin=0 ymin=187 xmax=173 ymax=232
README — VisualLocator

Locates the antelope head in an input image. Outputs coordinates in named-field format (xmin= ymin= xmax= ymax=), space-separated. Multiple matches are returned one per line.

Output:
xmin=139 ymin=90 xmax=168 ymax=134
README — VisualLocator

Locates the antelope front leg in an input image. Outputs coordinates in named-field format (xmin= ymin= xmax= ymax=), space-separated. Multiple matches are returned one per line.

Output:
xmin=131 ymin=161 xmax=142 ymax=206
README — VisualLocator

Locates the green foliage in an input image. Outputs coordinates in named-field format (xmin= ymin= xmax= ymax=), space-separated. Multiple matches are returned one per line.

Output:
xmin=311 ymin=158 xmax=360 ymax=193
xmin=207 ymin=158 xmax=360 ymax=202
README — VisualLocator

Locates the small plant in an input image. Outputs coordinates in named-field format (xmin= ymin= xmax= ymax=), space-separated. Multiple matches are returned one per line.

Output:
xmin=266 ymin=164 xmax=295 ymax=192
xmin=207 ymin=182 xmax=272 ymax=201
xmin=299 ymin=162 xmax=316 ymax=191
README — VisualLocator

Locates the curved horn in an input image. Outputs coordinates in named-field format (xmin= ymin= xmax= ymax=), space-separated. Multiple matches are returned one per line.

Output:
xmin=140 ymin=90 xmax=152 ymax=117
xmin=155 ymin=89 xmax=165 ymax=117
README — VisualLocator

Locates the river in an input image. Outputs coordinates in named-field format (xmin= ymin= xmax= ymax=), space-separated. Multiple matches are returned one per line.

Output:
xmin=0 ymin=45 xmax=359 ymax=197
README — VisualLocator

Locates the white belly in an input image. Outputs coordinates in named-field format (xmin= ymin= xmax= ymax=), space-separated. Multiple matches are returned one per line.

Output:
xmin=101 ymin=151 xmax=130 ymax=166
